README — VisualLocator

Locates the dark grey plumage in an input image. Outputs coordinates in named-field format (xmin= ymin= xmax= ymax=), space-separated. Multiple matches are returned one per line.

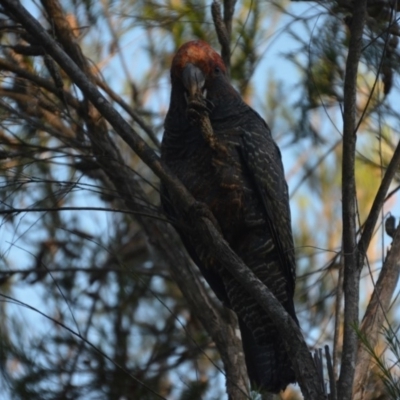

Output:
xmin=161 ymin=40 xmax=298 ymax=393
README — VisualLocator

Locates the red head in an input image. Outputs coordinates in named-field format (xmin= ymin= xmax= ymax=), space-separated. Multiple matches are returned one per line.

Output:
xmin=171 ymin=40 xmax=227 ymax=99
xmin=171 ymin=40 xmax=226 ymax=78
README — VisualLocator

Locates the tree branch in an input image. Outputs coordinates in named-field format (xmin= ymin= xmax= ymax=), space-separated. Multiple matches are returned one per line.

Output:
xmin=358 ymin=138 xmax=400 ymax=258
xmin=223 ymin=0 xmax=236 ymax=40
xmin=211 ymin=1 xmax=232 ymax=72
xmin=338 ymin=1 xmax=368 ymax=399
xmin=353 ymin=224 xmax=400 ymax=399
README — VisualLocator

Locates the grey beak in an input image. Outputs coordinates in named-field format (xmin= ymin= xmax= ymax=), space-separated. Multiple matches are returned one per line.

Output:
xmin=182 ymin=63 xmax=205 ymax=99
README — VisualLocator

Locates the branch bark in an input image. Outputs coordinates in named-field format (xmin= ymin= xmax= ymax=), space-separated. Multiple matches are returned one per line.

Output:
xmin=149 ymin=223 xmax=250 ymax=399
xmin=2 ymin=0 xmax=325 ymax=397
xmin=338 ymin=1 xmax=368 ymax=399
xmin=353 ymin=224 xmax=400 ymax=399
xmin=211 ymin=0 xmax=233 ymax=72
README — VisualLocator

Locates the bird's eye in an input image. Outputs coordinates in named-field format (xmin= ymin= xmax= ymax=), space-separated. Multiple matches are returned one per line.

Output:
xmin=214 ymin=66 xmax=221 ymax=74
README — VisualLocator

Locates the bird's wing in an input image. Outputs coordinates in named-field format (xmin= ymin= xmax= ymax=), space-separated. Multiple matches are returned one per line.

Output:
xmin=239 ymin=111 xmax=296 ymax=299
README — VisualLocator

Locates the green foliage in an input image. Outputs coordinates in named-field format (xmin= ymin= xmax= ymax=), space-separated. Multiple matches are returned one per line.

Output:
xmin=178 ymin=379 xmax=209 ymax=400
xmin=357 ymin=325 xmax=400 ymax=399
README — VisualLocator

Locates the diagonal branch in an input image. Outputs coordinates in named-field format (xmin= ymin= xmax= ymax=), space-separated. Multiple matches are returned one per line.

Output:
xmin=358 ymin=138 xmax=400 ymax=258
xmin=353 ymin=222 xmax=400 ymax=399
xmin=198 ymin=218 xmax=325 ymax=399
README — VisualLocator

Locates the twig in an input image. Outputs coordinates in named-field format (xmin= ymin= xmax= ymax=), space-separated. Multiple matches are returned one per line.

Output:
xmin=94 ymin=76 xmax=160 ymax=148
xmin=211 ymin=1 xmax=232 ymax=72
xmin=223 ymin=0 xmax=236 ymax=40
xmin=332 ymin=256 xmax=343 ymax=379
xmin=325 ymin=345 xmax=337 ymax=400
xmin=358 ymin=138 xmax=400 ymax=259
xmin=313 ymin=348 xmax=325 ymax=395
xmin=0 ymin=206 xmax=168 ymax=222
xmin=0 ymin=293 xmax=168 ymax=400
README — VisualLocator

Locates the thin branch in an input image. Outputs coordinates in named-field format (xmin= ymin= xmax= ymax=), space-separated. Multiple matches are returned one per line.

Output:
xmin=338 ymin=1 xmax=368 ymax=399
xmin=358 ymin=138 xmax=400 ymax=259
xmin=94 ymin=76 xmax=160 ymax=148
xmin=333 ymin=255 xmax=343 ymax=379
xmin=0 ymin=206 xmax=168 ymax=222
xmin=290 ymin=139 xmax=342 ymax=197
xmin=0 ymin=58 xmax=80 ymax=108
xmin=223 ymin=0 xmax=236 ymax=40
xmin=325 ymin=345 xmax=337 ymax=400
xmin=0 ymin=55 xmax=159 ymax=148
xmin=211 ymin=1 xmax=232 ymax=72
xmin=0 ymin=293 xmax=168 ymax=400
xmin=0 ymin=267 xmax=161 ymax=276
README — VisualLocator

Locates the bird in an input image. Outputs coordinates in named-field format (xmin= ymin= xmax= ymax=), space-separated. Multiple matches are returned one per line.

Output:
xmin=160 ymin=40 xmax=298 ymax=394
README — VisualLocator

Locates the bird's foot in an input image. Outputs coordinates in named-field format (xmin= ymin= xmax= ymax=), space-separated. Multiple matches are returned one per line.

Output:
xmin=189 ymin=201 xmax=222 ymax=233
xmin=186 ymin=96 xmax=210 ymax=123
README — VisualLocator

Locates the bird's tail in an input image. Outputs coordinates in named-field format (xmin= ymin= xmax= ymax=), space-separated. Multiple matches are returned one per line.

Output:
xmin=238 ymin=318 xmax=295 ymax=394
